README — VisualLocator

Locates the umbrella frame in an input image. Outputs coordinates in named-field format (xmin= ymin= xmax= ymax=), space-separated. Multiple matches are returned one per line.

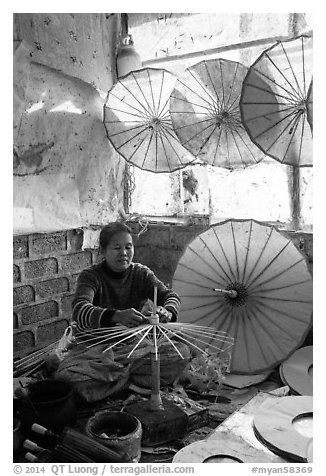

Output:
xmin=239 ymin=34 xmax=313 ymax=168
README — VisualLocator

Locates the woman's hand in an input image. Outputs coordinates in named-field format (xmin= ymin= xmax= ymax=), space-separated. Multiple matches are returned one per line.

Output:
xmin=156 ymin=306 xmax=173 ymax=323
xmin=111 ymin=309 xmax=146 ymax=327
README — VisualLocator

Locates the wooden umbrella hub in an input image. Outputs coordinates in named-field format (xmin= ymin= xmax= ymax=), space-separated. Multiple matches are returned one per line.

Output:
xmin=224 ymin=282 xmax=248 ymax=307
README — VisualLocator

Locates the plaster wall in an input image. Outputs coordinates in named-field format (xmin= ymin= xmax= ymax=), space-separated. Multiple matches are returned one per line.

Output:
xmin=13 ymin=13 xmax=125 ymax=235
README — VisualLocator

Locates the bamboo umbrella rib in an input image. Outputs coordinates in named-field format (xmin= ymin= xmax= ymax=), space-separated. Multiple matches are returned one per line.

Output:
xmin=224 ymin=128 xmax=231 ymax=168
xmin=244 ymin=306 xmax=273 ymax=367
xmin=199 ymin=234 xmax=234 ymax=283
xmin=212 ymin=127 xmax=223 ymax=165
xmin=244 ymin=226 xmax=274 ymax=284
xmin=147 ymin=69 xmax=158 ymax=117
xmin=195 ymin=62 xmax=222 ymax=105
xmin=167 ymin=322 xmax=234 ymax=335
xmin=252 ymin=107 xmax=300 ymax=142
xmin=155 ymin=69 xmax=165 ymax=117
xmin=198 ymin=122 xmax=221 ymax=154
xmin=153 ymin=325 xmax=158 ymax=360
xmin=301 ymin=37 xmax=307 ymax=98
xmin=250 ymin=63 xmax=301 ymax=103
xmin=170 ymin=94 xmax=214 ymax=115
xmin=248 ymin=256 xmax=307 ymax=291
xmin=250 ymin=300 xmax=302 ymax=347
xmin=231 ymin=221 xmax=241 ymax=280
xmin=176 ymin=255 xmax=227 ymax=287
xmin=179 ymin=72 xmax=217 ymax=109
xmin=107 ymin=90 xmax=152 ymax=121
xmin=243 ymin=104 xmax=301 ymax=123
xmin=131 ymin=72 xmax=156 ymax=117
xmin=264 ymin=50 xmax=303 ymax=101
xmin=155 ymin=130 xmax=158 ymax=171
xmin=126 ymin=133 xmax=151 ymax=164
xmin=176 ymin=327 xmax=234 ymax=350
xmin=239 ymin=219 xmax=253 ymax=283
xmin=204 ymin=61 xmax=222 ymax=106
xmin=177 ymin=298 xmax=227 ymax=313
xmin=211 ymin=228 xmax=238 ymax=282
xmin=115 ymin=125 xmax=151 ymax=152
xmin=126 ymin=327 xmax=152 ymax=354
xmin=231 ymin=128 xmax=261 ymax=164
xmin=297 ymin=113 xmax=306 ymax=163
xmin=246 ymin=303 xmax=285 ymax=359
xmin=179 ymin=299 xmax=232 ymax=325
xmin=246 ymin=239 xmax=293 ymax=288
xmin=249 ymin=277 xmax=313 ymax=295
xmin=226 ymin=62 xmax=240 ymax=107
xmin=157 ymin=123 xmax=186 ymax=167
xmin=15 ymin=343 xmax=57 ymax=366
xmin=245 ymin=78 xmax=299 ymax=103
xmin=157 ymin=128 xmax=172 ymax=171
xmin=105 ymin=105 xmax=150 ymax=122
xmin=280 ymin=114 xmax=304 ymax=163
xmin=156 ymin=326 xmax=184 ymax=358
xmin=254 ymin=300 xmax=312 ymax=324
xmin=219 ymin=60 xmax=226 ymax=109
xmin=281 ymin=41 xmax=305 ymax=99
xmin=103 ymin=325 xmax=152 ymax=353
xmin=164 ymin=327 xmax=226 ymax=354
xmin=173 ymin=115 xmax=218 ymax=132
xmin=181 ymin=120 xmax=216 ymax=147
xmin=140 ymin=130 xmax=155 ymax=169
xmin=173 ymin=324 xmax=234 ymax=342
xmin=254 ymin=295 xmax=312 ymax=304
xmin=108 ymin=122 xmax=149 ymax=139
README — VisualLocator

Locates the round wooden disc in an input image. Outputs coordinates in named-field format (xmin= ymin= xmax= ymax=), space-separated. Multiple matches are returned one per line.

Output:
xmin=173 ymin=434 xmax=273 ymax=463
xmin=253 ymin=396 xmax=313 ymax=462
xmin=280 ymin=346 xmax=313 ymax=396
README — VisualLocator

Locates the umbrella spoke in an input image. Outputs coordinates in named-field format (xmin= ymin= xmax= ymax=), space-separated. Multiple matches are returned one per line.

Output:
xmin=140 ymin=129 xmax=155 ymax=169
xmin=225 ymin=62 xmax=240 ymax=108
xmin=250 ymin=300 xmax=305 ymax=339
xmin=245 ymin=306 xmax=278 ymax=366
xmin=247 ymin=247 xmax=301 ymax=289
xmin=250 ymin=66 xmax=300 ymax=103
xmin=255 ymin=300 xmax=311 ymax=323
xmin=189 ymin=239 xmax=232 ymax=283
xmin=280 ymin=41 xmax=305 ymax=99
xmin=243 ymin=104 xmax=300 ymax=123
xmin=265 ymin=51 xmax=303 ymax=102
xmin=157 ymin=124 xmax=189 ymax=167
xmin=211 ymin=228 xmax=238 ymax=282
xmin=252 ymin=107 xmax=300 ymax=141
xmin=250 ymin=277 xmax=313 ymax=294
xmin=157 ymin=127 xmax=172 ymax=172
xmin=173 ymin=116 xmax=215 ymax=132
xmin=182 ymin=121 xmax=216 ymax=147
xmin=131 ymin=72 xmax=156 ymax=117
xmin=113 ymin=85 xmax=153 ymax=121
xmin=104 ymin=106 xmax=150 ymax=122
xmin=189 ymin=68 xmax=221 ymax=108
xmin=108 ymin=122 xmax=149 ymax=139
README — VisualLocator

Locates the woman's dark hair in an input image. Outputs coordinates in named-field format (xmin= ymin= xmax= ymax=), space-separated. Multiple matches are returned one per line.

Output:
xmin=99 ymin=222 xmax=132 ymax=250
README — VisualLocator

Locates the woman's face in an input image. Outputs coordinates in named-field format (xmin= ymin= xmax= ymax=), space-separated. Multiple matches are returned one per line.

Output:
xmin=103 ymin=232 xmax=134 ymax=272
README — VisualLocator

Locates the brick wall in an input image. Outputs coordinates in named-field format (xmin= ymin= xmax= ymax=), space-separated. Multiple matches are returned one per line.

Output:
xmin=13 ymin=223 xmax=313 ymax=357
xmin=13 ymin=229 xmax=99 ymax=357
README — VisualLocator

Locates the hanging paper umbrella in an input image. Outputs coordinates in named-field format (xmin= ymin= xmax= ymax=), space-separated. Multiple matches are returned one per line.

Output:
xmin=240 ymin=35 xmax=313 ymax=167
xmin=172 ymin=219 xmax=313 ymax=374
xmin=103 ymin=68 xmax=195 ymax=173
xmin=169 ymin=58 xmax=265 ymax=169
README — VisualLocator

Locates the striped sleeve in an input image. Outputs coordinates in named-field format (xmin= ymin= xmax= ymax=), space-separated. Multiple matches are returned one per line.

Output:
xmin=162 ymin=291 xmax=180 ymax=321
xmin=72 ymin=269 xmax=108 ymax=331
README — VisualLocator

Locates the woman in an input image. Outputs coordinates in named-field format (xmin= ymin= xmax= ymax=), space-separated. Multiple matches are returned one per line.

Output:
xmin=73 ymin=221 xmax=180 ymax=330
xmin=56 ymin=222 xmax=190 ymax=402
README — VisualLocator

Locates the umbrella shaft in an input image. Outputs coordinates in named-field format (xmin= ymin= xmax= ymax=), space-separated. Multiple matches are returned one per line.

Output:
xmin=213 ymin=288 xmax=238 ymax=298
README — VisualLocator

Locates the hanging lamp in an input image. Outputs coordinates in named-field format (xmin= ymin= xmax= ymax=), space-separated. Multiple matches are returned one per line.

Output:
xmin=116 ymin=13 xmax=142 ymax=78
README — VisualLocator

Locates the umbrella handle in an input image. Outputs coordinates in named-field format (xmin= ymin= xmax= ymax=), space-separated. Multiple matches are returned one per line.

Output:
xmin=213 ymin=288 xmax=238 ymax=298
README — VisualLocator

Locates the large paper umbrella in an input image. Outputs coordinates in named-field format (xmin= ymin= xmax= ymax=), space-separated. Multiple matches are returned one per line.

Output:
xmin=169 ymin=58 xmax=265 ymax=169
xmin=103 ymin=68 xmax=195 ymax=173
xmin=172 ymin=219 xmax=313 ymax=374
xmin=240 ymin=35 xmax=313 ymax=167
